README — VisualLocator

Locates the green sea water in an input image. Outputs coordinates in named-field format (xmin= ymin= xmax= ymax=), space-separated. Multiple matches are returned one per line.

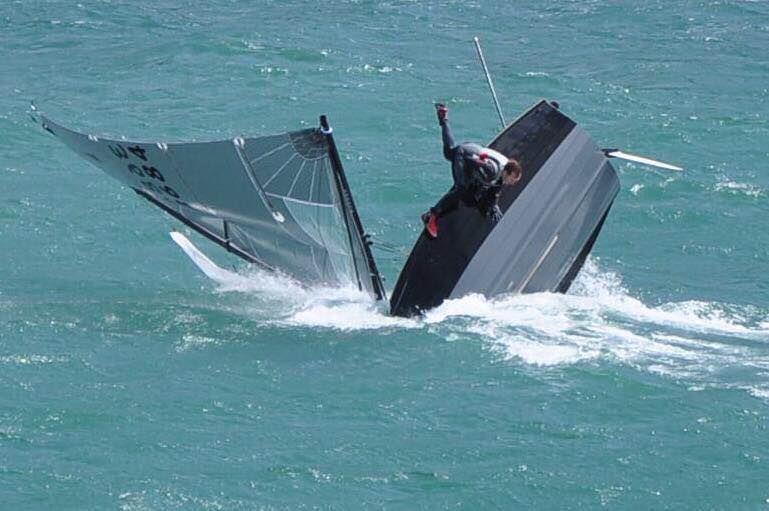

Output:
xmin=2 ymin=1 xmax=769 ymax=509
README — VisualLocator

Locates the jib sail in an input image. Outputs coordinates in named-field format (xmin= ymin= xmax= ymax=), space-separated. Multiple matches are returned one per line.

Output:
xmin=35 ymin=113 xmax=385 ymax=300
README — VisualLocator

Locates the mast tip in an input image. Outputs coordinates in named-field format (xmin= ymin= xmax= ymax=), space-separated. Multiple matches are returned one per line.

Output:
xmin=319 ymin=115 xmax=332 ymax=134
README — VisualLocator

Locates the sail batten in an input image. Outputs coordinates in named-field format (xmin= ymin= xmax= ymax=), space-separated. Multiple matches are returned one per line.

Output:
xmin=268 ymin=193 xmax=335 ymax=208
xmin=38 ymin=114 xmax=385 ymax=298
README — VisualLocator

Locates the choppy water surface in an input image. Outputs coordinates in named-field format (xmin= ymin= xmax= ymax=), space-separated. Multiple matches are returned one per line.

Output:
xmin=2 ymin=1 xmax=769 ymax=508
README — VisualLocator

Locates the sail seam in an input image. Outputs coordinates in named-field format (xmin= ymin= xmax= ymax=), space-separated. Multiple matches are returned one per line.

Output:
xmin=308 ymin=159 xmax=317 ymax=202
xmin=233 ymin=141 xmax=285 ymax=223
xmin=262 ymin=153 xmax=297 ymax=188
xmin=287 ymin=159 xmax=306 ymax=196
xmin=246 ymin=141 xmax=291 ymax=166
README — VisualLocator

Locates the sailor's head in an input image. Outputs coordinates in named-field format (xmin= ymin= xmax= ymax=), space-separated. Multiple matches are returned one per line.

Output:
xmin=502 ymin=159 xmax=523 ymax=186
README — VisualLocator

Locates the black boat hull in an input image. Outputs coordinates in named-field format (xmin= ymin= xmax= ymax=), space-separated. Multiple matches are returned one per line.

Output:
xmin=389 ymin=101 xmax=620 ymax=317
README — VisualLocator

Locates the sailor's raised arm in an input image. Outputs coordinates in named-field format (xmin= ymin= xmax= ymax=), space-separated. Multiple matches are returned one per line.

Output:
xmin=436 ymin=103 xmax=455 ymax=161
xmin=441 ymin=122 xmax=457 ymax=160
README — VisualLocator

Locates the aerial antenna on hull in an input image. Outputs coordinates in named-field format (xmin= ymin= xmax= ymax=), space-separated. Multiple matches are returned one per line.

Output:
xmin=473 ymin=36 xmax=506 ymax=129
xmin=602 ymin=149 xmax=683 ymax=172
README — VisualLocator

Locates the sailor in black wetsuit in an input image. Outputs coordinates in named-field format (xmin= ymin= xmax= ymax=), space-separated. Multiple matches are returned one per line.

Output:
xmin=422 ymin=103 xmax=522 ymax=238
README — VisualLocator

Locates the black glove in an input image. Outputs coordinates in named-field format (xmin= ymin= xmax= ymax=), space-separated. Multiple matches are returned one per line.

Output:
xmin=435 ymin=103 xmax=448 ymax=124
xmin=488 ymin=204 xmax=503 ymax=225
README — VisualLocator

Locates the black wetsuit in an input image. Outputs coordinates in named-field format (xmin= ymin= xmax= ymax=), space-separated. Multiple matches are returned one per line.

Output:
xmin=431 ymin=120 xmax=502 ymax=219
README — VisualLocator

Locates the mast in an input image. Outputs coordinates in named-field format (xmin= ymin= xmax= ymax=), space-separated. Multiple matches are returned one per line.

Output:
xmin=473 ymin=36 xmax=506 ymax=129
xmin=320 ymin=115 xmax=386 ymax=301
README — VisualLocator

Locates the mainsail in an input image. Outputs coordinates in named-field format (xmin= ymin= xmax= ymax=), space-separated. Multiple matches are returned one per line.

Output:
xmin=34 ymin=112 xmax=385 ymax=300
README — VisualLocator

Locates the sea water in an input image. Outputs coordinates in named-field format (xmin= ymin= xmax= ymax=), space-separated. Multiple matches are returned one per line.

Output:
xmin=1 ymin=1 xmax=768 ymax=508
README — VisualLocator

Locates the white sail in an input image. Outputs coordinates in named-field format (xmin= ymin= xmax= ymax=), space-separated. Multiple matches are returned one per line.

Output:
xmin=36 ymin=114 xmax=385 ymax=299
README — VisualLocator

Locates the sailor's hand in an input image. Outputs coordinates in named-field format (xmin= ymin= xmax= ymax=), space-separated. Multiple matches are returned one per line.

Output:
xmin=489 ymin=204 xmax=503 ymax=224
xmin=435 ymin=103 xmax=448 ymax=124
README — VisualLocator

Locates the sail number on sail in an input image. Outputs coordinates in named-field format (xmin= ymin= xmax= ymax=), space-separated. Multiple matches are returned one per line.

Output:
xmin=107 ymin=142 xmax=183 ymax=202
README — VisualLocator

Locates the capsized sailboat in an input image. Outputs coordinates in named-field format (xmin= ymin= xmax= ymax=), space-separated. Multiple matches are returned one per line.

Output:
xmin=33 ymin=98 xmax=678 ymax=317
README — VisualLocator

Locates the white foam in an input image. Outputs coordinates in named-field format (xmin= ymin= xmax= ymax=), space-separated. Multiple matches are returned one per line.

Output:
xmin=0 ymin=354 xmax=68 ymax=365
xmin=171 ymin=232 xmax=414 ymax=330
xmin=176 ymin=234 xmax=769 ymax=400
xmin=748 ymin=387 xmax=769 ymax=400
xmin=714 ymin=178 xmax=764 ymax=198
xmin=415 ymin=259 xmax=769 ymax=403
xmin=287 ymin=301 xmax=417 ymax=331
xmin=175 ymin=334 xmax=223 ymax=353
